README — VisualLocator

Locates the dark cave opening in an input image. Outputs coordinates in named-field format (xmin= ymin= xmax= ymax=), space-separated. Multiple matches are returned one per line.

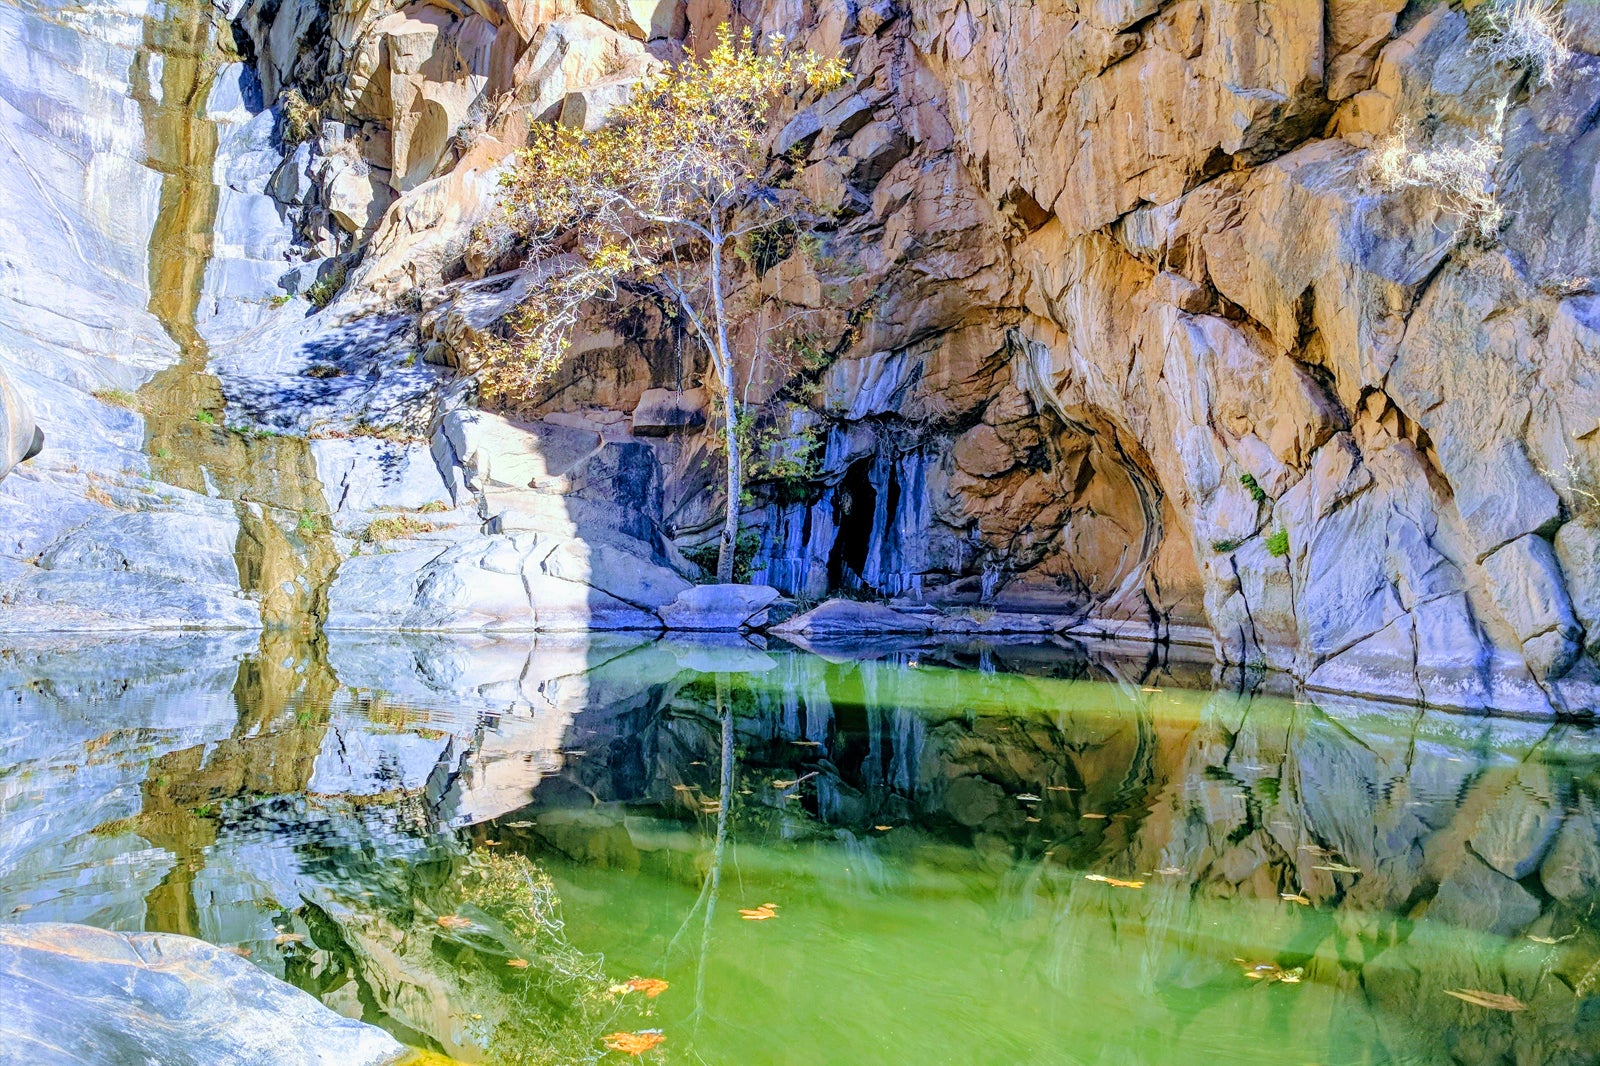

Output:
xmin=828 ymin=457 xmax=877 ymax=592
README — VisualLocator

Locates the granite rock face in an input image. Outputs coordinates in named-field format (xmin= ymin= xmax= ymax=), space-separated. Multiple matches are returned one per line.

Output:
xmin=390 ymin=0 xmax=1597 ymax=713
xmin=0 ymin=923 xmax=404 ymax=1066
xmin=3 ymin=0 xmax=1598 ymax=714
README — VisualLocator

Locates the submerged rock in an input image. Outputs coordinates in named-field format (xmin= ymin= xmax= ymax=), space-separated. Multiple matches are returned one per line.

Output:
xmin=0 ymin=923 xmax=404 ymax=1066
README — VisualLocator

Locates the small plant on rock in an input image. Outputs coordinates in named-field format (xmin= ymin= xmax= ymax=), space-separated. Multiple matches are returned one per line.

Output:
xmin=361 ymin=514 xmax=438 ymax=542
xmin=93 ymin=388 xmax=139 ymax=411
xmin=304 ymin=259 xmax=347 ymax=309
xmin=1239 ymin=473 xmax=1268 ymax=504
xmin=1266 ymin=527 xmax=1291 ymax=558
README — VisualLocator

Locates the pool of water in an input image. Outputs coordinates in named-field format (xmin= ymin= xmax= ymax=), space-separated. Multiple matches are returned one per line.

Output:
xmin=3 ymin=632 xmax=1599 ymax=1064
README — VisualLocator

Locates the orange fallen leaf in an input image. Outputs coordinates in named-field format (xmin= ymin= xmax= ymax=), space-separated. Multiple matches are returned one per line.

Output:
xmin=226 ymin=946 xmax=252 ymax=957
xmin=626 ymin=977 xmax=669 ymax=998
xmin=603 ymin=1031 xmax=665 ymax=1056
xmin=273 ymin=933 xmax=305 ymax=945
xmin=873 ymin=824 xmax=893 ymax=831
xmin=1085 ymin=873 xmax=1145 ymax=889
xmin=1281 ymin=893 xmax=1312 ymax=905
xmin=436 ymin=915 xmax=474 ymax=930
xmin=507 ymin=958 xmax=529 ymax=969
xmin=1444 ymin=988 xmax=1527 ymax=1012
xmin=739 ymin=903 xmax=779 ymax=920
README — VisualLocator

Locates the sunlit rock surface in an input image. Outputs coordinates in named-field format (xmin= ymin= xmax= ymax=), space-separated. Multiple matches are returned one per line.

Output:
xmin=1 ymin=0 xmax=1597 ymax=718
xmin=0 ymin=922 xmax=404 ymax=1065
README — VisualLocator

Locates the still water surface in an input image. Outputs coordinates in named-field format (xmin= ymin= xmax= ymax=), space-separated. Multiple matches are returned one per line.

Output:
xmin=3 ymin=633 xmax=1598 ymax=1064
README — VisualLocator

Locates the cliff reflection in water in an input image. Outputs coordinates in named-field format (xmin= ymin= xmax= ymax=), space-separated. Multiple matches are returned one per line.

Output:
xmin=2 ymin=633 xmax=1599 ymax=1064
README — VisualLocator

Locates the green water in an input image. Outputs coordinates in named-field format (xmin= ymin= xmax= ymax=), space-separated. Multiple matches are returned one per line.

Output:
xmin=3 ymin=634 xmax=1599 ymax=1064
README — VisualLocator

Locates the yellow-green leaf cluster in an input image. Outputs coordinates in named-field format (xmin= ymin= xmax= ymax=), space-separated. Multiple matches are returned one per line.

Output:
xmin=480 ymin=24 xmax=848 ymax=403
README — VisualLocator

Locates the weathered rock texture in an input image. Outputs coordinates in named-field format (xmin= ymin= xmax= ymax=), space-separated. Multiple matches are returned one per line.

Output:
xmin=381 ymin=0 xmax=1600 ymax=713
xmin=0 ymin=923 xmax=404 ymax=1065
xmin=2 ymin=0 xmax=1597 ymax=715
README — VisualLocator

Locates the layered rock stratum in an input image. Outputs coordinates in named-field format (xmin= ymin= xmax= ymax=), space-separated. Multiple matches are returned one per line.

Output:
xmin=0 ymin=0 xmax=1597 ymax=716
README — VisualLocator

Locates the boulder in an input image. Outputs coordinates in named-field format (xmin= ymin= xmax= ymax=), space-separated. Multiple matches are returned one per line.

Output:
xmin=771 ymin=599 xmax=935 ymax=636
xmin=660 ymin=584 xmax=780 ymax=630
xmin=0 ymin=923 xmax=404 ymax=1066
xmin=1479 ymin=534 xmax=1584 ymax=680
xmin=0 ymin=367 xmax=41 ymax=480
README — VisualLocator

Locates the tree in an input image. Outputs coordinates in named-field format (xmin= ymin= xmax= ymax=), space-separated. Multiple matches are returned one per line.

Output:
xmin=485 ymin=25 xmax=847 ymax=583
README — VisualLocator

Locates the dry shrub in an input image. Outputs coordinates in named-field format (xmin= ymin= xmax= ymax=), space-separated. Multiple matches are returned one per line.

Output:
xmin=1476 ymin=0 xmax=1570 ymax=85
xmin=361 ymin=513 xmax=439 ymax=542
xmin=281 ymin=89 xmax=321 ymax=144
xmin=1362 ymin=120 xmax=1504 ymax=238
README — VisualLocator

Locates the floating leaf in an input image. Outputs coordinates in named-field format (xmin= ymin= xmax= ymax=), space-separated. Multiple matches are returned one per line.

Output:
xmin=1444 ymin=988 xmax=1527 ymax=1012
xmin=603 ymin=1031 xmax=665 ymax=1056
xmin=273 ymin=932 xmax=305 ymax=945
xmin=1016 ymin=794 xmax=1041 ymax=803
xmin=1155 ymin=867 xmax=1183 ymax=876
xmin=482 ymin=840 xmax=502 ymax=847
xmin=507 ymin=958 xmax=530 ymax=969
xmin=436 ymin=915 xmax=474 ymax=930
xmin=225 ymin=946 xmax=252 ymax=957
xmin=1081 ymin=813 xmax=1108 ymax=820
xmin=1281 ymin=892 xmax=1312 ymax=905
xmin=1312 ymin=863 xmax=1361 ymax=874
xmin=626 ymin=977 xmax=669 ymax=998
xmin=1085 ymin=873 xmax=1145 ymax=889
xmin=1528 ymin=933 xmax=1575 ymax=945
xmin=1046 ymin=785 xmax=1077 ymax=792
xmin=1234 ymin=959 xmax=1303 ymax=984
xmin=739 ymin=903 xmax=779 ymax=920
xmin=1025 ymin=816 xmax=1041 ymax=823
xmin=873 ymin=825 xmax=893 ymax=831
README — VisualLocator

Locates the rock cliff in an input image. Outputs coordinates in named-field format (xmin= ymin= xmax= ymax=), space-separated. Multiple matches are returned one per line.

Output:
xmin=1 ymin=0 xmax=1597 ymax=715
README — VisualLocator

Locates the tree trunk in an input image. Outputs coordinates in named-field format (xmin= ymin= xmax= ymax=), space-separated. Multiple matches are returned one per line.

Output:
xmin=709 ymin=237 xmax=743 ymax=584
xmin=716 ymin=392 xmax=741 ymax=583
